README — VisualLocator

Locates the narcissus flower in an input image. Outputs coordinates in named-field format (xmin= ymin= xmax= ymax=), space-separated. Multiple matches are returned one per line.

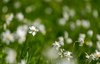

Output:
xmin=58 ymin=37 xmax=64 ymax=46
xmin=58 ymin=49 xmax=66 ymax=58
xmin=52 ymin=41 xmax=61 ymax=50
xmin=65 ymin=51 xmax=73 ymax=61
xmin=78 ymin=38 xmax=84 ymax=46
xmin=94 ymin=50 xmax=100 ymax=60
xmin=86 ymin=53 xmax=95 ymax=62
xmin=29 ymin=26 xmax=39 ymax=36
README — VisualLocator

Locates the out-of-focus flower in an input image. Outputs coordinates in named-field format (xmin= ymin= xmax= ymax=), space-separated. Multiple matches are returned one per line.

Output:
xmin=65 ymin=51 xmax=73 ymax=61
xmin=96 ymin=34 xmax=100 ymax=41
xmin=79 ymin=33 xmax=86 ymax=39
xmin=3 ymin=23 xmax=7 ymax=30
xmin=2 ymin=6 xmax=8 ymax=13
xmin=58 ymin=49 xmax=66 ymax=58
xmin=45 ymin=7 xmax=52 ymax=15
xmin=52 ymin=41 xmax=61 ymax=50
xmin=29 ymin=26 xmax=39 ymax=36
xmin=15 ymin=29 xmax=26 ymax=44
xmin=93 ymin=9 xmax=98 ymax=18
xmin=78 ymin=38 xmax=84 ymax=46
xmin=94 ymin=50 xmax=100 ymax=60
xmin=5 ymin=48 xmax=17 ymax=63
xmin=70 ymin=22 xmax=76 ymax=31
xmin=14 ymin=1 xmax=21 ymax=9
xmin=33 ymin=18 xmax=41 ymax=27
xmin=97 ymin=62 xmax=100 ymax=64
xmin=87 ymin=30 xmax=93 ymax=37
xmin=38 ymin=24 xmax=46 ymax=35
xmin=3 ymin=0 xmax=9 ymax=3
xmin=66 ymin=38 xmax=72 ymax=44
xmin=16 ymin=12 xmax=24 ymax=21
xmin=76 ymin=19 xmax=82 ymax=26
xmin=64 ymin=31 xmax=68 ymax=39
xmin=63 ymin=11 xmax=69 ymax=21
xmin=86 ymin=41 xmax=93 ymax=47
xmin=58 ymin=37 xmax=64 ymax=46
xmin=58 ymin=18 xmax=66 ymax=26
xmin=82 ymin=20 xmax=90 ymax=29
xmin=5 ymin=13 xmax=14 ymax=25
xmin=1 ymin=30 xmax=14 ymax=45
xmin=69 ymin=9 xmax=75 ymax=18
xmin=97 ymin=41 xmax=100 ymax=50
xmin=25 ymin=5 xmax=36 ymax=13
xmin=19 ymin=59 xmax=26 ymax=64
xmin=86 ymin=3 xmax=91 ymax=13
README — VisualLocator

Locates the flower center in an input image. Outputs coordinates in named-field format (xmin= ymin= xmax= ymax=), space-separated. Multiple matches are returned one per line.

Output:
xmin=33 ymin=29 xmax=35 ymax=32
xmin=7 ymin=36 xmax=10 ymax=40
xmin=62 ymin=40 xmax=64 ymax=42
xmin=97 ymin=55 xmax=99 ymax=57
xmin=83 ymin=42 xmax=85 ymax=44
xmin=91 ymin=55 xmax=94 ymax=58
xmin=56 ymin=45 xmax=58 ymax=47
xmin=67 ymin=55 xmax=70 ymax=57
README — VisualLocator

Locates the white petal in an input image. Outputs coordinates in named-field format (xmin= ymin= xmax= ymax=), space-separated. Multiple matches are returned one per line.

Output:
xmin=32 ymin=32 xmax=36 ymax=36
xmin=29 ymin=31 xmax=32 ymax=33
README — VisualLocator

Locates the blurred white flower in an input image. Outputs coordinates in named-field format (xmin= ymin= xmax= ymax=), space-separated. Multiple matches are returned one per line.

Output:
xmin=5 ymin=48 xmax=17 ymax=63
xmin=3 ymin=0 xmax=9 ymax=3
xmin=94 ymin=50 xmax=100 ymax=60
xmin=87 ymin=30 xmax=93 ymax=37
xmin=58 ymin=37 xmax=64 ymax=46
xmin=52 ymin=41 xmax=61 ymax=50
xmin=64 ymin=31 xmax=68 ymax=39
xmin=62 ymin=5 xmax=70 ymax=12
xmin=66 ymin=38 xmax=72 ymax=44
xmin=65 ymin=51 xmax=73 ymax=61
xmin=25 ymin=5 xmax=36 ymax=13
xmin=15 ymin=29 xmax=26 ymax=44
xmin=63 ymin=11 xmax=69 ymax=21
xmin=33 ymin=18 xmax=41 ymax=27
xmin=82 ymin=20 xmax=90 ymax=29
xmin=69 ymin=9 xmax=75 ymax=18
xmin=70 ymin=22 xmax=76 ymax=31
xmin=79 ymin=33 xmax=86 ymax=39
xmin=19 ymin=59 xmax=26 ymax=64
xmin=97 ymin=41 xmax=100 ymax=50
xmin=86 ymin=41 xmax=93 ymax=47
xmin=16 ymin=12 xmax=24 ymax=21
xmin=29 ymin=26 xmax=39 ymax=36
xmin=38 ymin=24 xmax=46 ymax=35
xmin=86 ymin=3 xmax=91 ymax=13
xmin=78 ymin=38 xmax=84 ymax=46
xmin=96 ymin=34 xmax=100 ymax=41
xmin=58 ymin=49 xmax=66 ymax=58
xmin=93 ymin=9 xmax=98 ymax=18
xmin=58 ymin=18 xmax=66 ymax=26
xmin=3 ymin=23 xmax=7 ymax=30
xmin=45 ymin=7 xmax=52 ymax=15
xmin=1 ymin=30 xmax=14 ymax=45
xmin=76 ymin=19 xmax=82 ymax=26
xmin=17 ymin=25 xmax=28 ymax=33
xmin=2 ymin=6 xmax=8 ymax=13
xmin=14 ymin=1 xmax=21 ymax=9
xmin=5 ymin=13 xmax=14 ymax=25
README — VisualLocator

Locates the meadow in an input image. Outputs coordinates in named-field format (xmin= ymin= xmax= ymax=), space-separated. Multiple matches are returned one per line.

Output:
xmin=0 ymin=0 xmax=100 ymax=64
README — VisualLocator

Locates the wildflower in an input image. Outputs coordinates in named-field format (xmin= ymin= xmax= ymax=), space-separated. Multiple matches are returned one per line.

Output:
xmin=97 ymin=41 xmax=100 ymax=50
xmin=45 ymin=7 xmax=52 ymax=15
xmin=63 ymin=11 xmax=69 ymax=21
xmin=70 ymin=22 xmax=75 ymax=31
xmin=86 ymin=53 xmax=95 ymax=62
xmin=65 ymin=51 xmax=73 ymax=61
xmin=78 ymin=38 xmax=84 ymax=46
xmin=82 ymin=20 xmax=90 ymax=29
xmin=76 ymin=19 xmax=82 ymax=26
xmin=19 ymin=59 xmax=26 ymax=64
xmin=96 ymin=34 xmax=100 ymax=41
xmin=5 ymin=48 xmax=17 ymax=63
xmin=69 ymin=9 xmax=75 ymax=18
xmin=15 ymin=29 xmax=26 ymax=44
xmin=14 ymin=1 xmax=21 ymax=9
xmin=86 ymin=41 xmax=93 ymax=47
xmin=16 ymin=12 xmax=24 ymax=21
xmin=5 ymin=13 xmax=14 ymax=25
xmin=38 ymin=24 xmax=46 ymax=35
xmin=93 ymin=9 xmax=98 ymax=18
xmin=64 ymin=31 xmax=68 ymax=39
xmin=87 ymin=30 xmax=93 ymax=37
xmin=58 ymin=49 xmax=66 ymax=58
xmin=58 ymin=37 xmax=64 ymax=46
xmin=94 ymin=50 xmax=100 ymax=60
xmin=66 ymin=38 xmax=72 ymax=44
xmin=58 ymin=18 xmax=66 ymax=26
xmin=52 ymin=41 xmax=61 ymax=50
xmin=1 ymin=30 xmax=14 ymax=45
xmin=29 ymin=26 xmax=39 ymax=36
xmin=79 ymin=33 xmax=86 ymax=39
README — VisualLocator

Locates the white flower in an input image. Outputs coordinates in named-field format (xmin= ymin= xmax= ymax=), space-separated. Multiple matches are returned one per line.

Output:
xmin=66 ymin=38 xmax=72 ymax=44
xmin=79 ymin=33 xmax=86 ymax=39
xmin=29 ymin=26 xmax=39 ymax=36
xmin=14 ymin=1 xmax=21 ymax=9
xmin=82 ymin=20 xmax=90 ymax=29
xmin=86 ymin=41 xmax=93 ymax=47
xmin=65 ymin=51 xmax=73 ymax=61
xmin=1 ymin=30 xmax=14 ymax=45
xmin=64 ymin=31 xmax=68 ymax=39
xmin=69 ymin=9 xmax=75 ymax=18
xmin=38 ymin=24 xmax=46 ymax=35
xmin=58 ymin=49 xmax=66 ymax=58
xmin=45 ymin=7 xmax=52 ymax=15
xmin=16 ymin=12 xmax=24 ymax=21
xmin=87 ymin=30 xmax=93 ymax=37
xmin=5 ymin=48 xmax=17 ymax=63
xmin=58 ymin=18 xmax=66 ymax=26
xmin=63 ymin=11 xmax=69 ymax=21
xmin=70 ymin=22 xmax=75 ymax=31
xmin=5 ymin=13 xmax=14 ymax=25
xmin=94 ymin=50 xmax=100 ymax=60
xmin=96 ymin=34 xmax=100 ymax=41
xmin=2 ymin=6 xmax=8 ymax=13
xmin=20 ymin=59 xmax=26 ymax=64
xmin=86 ymin=3 xmax=91 ymax=13
xmin=97 ymin=41 xmax=100 ymax=50
xmin=78 ymin=38 xmax=84 ymax=46
xmin=93 ymin=9 xmax=98 ymax=18
xmin=76 ymin=19 xmax=82 ymax=26
xmin=52 ymin=41 xmax=61 ymax=50
xmin=86 ymin=53 xmax=95 ymax=62
xmin=15 ymin=29 xmax=26 ymax=44
xmin=58 ymin=37 xmax=64 ymax=46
